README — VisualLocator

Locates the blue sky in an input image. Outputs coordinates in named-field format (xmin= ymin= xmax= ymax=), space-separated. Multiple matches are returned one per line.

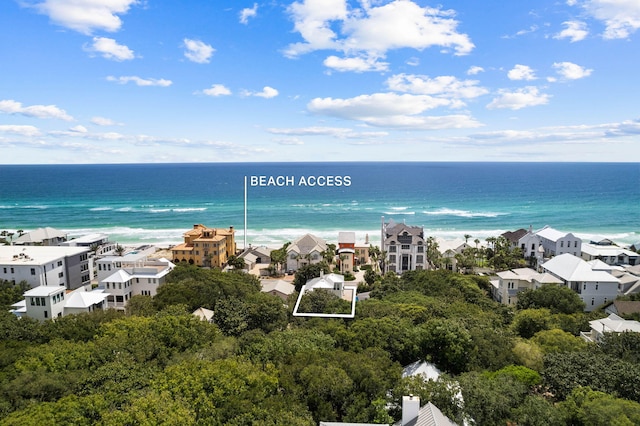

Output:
xmin=1 ymin=0 xmax=639 ymax=164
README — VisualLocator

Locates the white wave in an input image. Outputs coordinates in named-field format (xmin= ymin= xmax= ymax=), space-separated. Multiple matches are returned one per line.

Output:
xmin=389 ymin=206 xmax=410 ymax=211
xmin=422 ymin=208 xmax=505 ymax=218
xmin=383 ymin=211 xmax=415 ymax=215
xmin=172 ymin=207 xmax=207 ymax=212
xmin=89 ymin=207 xmax=113 ymax=211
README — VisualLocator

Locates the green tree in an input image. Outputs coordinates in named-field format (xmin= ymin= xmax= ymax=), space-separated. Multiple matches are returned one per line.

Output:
xmin=511 ymin=308 xmax=552 ymax=339
xmin=517 ymin=284 xmax=586 ymax=314
xmin=126 ymin=295 xmax=157 ymax=316
xmin=417 ymin=318 xmax=474 ymax=374
xmin=560 ymin=386 xmax=640 ymax=426
xmin=227 ymin=254 xmax=246 ymax=270
xmin=293 ymin=263 xmax=330 ymax=292
xmin=531 ymin=328 xmax=588 ymax=354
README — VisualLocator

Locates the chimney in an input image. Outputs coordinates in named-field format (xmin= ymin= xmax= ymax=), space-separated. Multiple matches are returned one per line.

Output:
xmin=402 ymin=395 xmax=420 ymax=425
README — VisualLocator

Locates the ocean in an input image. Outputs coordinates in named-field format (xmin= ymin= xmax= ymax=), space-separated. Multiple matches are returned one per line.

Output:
xmin=0 ymin=162 xmax=638 ymax=249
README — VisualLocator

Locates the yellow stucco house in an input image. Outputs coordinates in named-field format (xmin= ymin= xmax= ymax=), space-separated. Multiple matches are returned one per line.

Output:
xmin=171 ymin=224 xmax=236 ymax=268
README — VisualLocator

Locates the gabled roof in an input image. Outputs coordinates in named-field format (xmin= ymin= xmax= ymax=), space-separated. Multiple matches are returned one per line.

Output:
xmin=304 ymin=273 xmax=344 ymax=290
xmin=287 ymin=233 xmax=327 ymax=255
xmin=192 ymin=307 xmax=214 ymax=322
xmin=24 ymin=286 xmax=65 ymax=297
xmin=502 ymin=228 xmax=528 ymax=243
xmin=403 ymin=402 xmax=459 ymax=426
xmin=536 ymin=226 xmax=574 ymax=242
xmin=102 ymin=269 xmax=132 ymax=283
xmin=261 ymin=279 xmax=295 ymax=296
xmin=542 ymin=254 xmax=619 ymax=283
xmin=611 ymin=300 xmax=640 ymax=316
xmin=15 ymin=227 xmax=67 ymax=244
xmin=590 ymin=313 xmax=640 ymax=333
xmin=65 ymin=290 xmax=109 ymax=309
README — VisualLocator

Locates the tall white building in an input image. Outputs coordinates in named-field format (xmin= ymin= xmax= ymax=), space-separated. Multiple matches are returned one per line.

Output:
xmin=518 ymin=225 xmax=582 ymax=260
xmin=381 ymin=219 xmax=426 ymax=274
xmin=0 ymin=246 xmax=91 ymax=290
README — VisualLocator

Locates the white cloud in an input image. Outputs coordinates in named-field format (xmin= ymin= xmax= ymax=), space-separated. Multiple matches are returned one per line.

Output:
xmin=386 ymin=74 xmax=488 ymax=101
xmin=487 ymin=86 xmax=550 ymax=110
xmin=0 ymin=125 xmax=41 ymax=137
xmin=467 ymin=66 xmax=484 ymax=75
xmin=85 ymin=37 xmax=134 ymax=61
xmin=32 ymin=0 xmax=138 ymax=35
xmin=553 ymin=61 xmax=593 ymax=79
xmin=91 ymin=116 xmax=120 ymax=126
xmin=323 ymin=55 xmax=388 ymax=72
xmin=0 ymin=99 xmax=73 ymax=121
xmin=202 ymin=84 xmax=232 ymax=97
xmin=69 ymin=125 xmax=88 ymax=133
xmin=554 ymin=20 xmax=589 ymax=42
xmin=267 ymin=126 xmax=387 ymax=138
xmin=183 ymin=39 xmax=215 ymax=64
xmin=239 ymin=3 xmax=258 ymax=24
xmin=275 ymin=138 xmax=304 ymax=145
xmin=106 ymin=76 xmax=173 ymax=87
xmin=285 ymin=0 xmax=473 ymax=71
xmin=307 ymin=92 xmax=481 ymax=129
xmin=579 ymin=0 xmax=640 ymax=39
xmin=507 ymin=64 xmax=537 ymax=81
xmin=244 ymin=86 xmax=279 ymax=98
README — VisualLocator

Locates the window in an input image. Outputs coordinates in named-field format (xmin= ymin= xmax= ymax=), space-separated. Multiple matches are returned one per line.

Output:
xmin=417 ymin=246 xmax=424 ymax=253
xmin=3 ymin=268 xmax=6 ymax=273
xmin=10 ymin=268 xmax=14 ymax=273
xmin=30 ymin=298 xmax=35 ymax=306
xmin=41 ymin=297 xmax=45 ymax=306
xmin=31 ymin=268 xmax=36 ymax=275
xmin=118 ymin=283 xmax=122 ymax=289
xmin=561 ymin=241 xmax=564 ymax=247
xmin=416 ymin=255 xmax=424 ymax=263
xmin=401 ymin=244 xmax=410 ymax=250
xmin=44 ymin=311 xmax=48 ymax=319
xmin=57 ymin=261 xmax=63 ymax=266
xmin=595 ymin=284 xmax=598 ymax=290
xmin=531 ymin=244 xmax=535 ymax=250
xmin=591 ymin=298 xmax=595 ymax=306
xmin=389 ymin=246 xmax=396 ymax=253
xmin=389 ymin=255 xmax=396 ymax=263
xmin=58 ymin=272 xmax=64 ymax=278
xmin=574 ymin=241 xmax=578 ymax=247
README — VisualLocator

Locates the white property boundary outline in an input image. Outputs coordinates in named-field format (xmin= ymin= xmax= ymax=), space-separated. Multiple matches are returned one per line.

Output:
xmin=292 ymin=285 xmax=358 ymax=318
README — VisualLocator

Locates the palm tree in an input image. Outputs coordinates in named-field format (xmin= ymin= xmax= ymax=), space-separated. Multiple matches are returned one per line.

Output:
xmin=464 ymin=234 xmax=472 ymax=244
xmin=115 ymin=244 xmax=125 ymax=256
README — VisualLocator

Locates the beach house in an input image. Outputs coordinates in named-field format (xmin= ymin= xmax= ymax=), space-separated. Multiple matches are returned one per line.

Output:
xmin=0 ymin=245 xmax=91 ymax=290
xmin=541 ymin=253 xmax=619 ymax=311
xmin=518 ymin=225 xmax=582 ymax=260
xmin=381 ymin=219 xmax=426 ymax=274
xmin=491 ymin=267 xmax=562 ymax=306
xmin=171 ymin=224 xmax=236 ymax=268
xmin=286 ymin=233 xmax=328 ymax=272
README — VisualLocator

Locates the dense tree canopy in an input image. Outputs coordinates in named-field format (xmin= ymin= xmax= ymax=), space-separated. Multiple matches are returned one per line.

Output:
xmin=1 ymin=265 xmax=637 ymax=425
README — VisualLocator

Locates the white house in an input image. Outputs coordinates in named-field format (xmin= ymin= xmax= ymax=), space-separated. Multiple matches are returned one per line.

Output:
xmin=382 ymin=219 xmax=426 ymax=274
xmin=286 ymin=234 xmax=328 ymax=272
xmin=292 ymin=272 xmax=357 ymax=318
xmin=436 ymin=238 xmax=471 ymax=272
xmin=581 ymin=313 xmax=640 ymax=343
xmin=492 ymin=268 xmax=562 ymax=306
xmin=581 ymin=242 xmax=639 ymax=266
xmin=14 ymin=227 xmax=68 ymax=246
xmin=99 ymin=258 xmax=174 ymax=310
xmin=541 ymin=253 xmax=619 ymax=311
xmin=11 ymin=285 xmax=110 ymax=320
xmin=518 ymin=225 xmax=582 ymax=260
xmin=260 ymin=279 xmax=295 ymax=301
xmin=0 ymin=245 xmax=91 ymax=290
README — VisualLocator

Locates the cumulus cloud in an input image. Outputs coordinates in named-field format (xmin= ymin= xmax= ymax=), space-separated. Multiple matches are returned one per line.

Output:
xmin=508 ymin=64 xmax=537 ymax=81
xmin=243 ymin=86 xmax=279 ymax=98
xmin=487 ymin=86 xmax=550 ymax=110
xmin=201 ymin=84 xmax=232 ymax=97
xmin=106 ymin=76 xmax=173 ymax=87
xmin=285 ymin=0 xmax=473 ymax=72
xmin=553 ymin=61 xmax=593 ymax=79
xmin=183 ymin=38 xmax=215 ymax=63
xmin=85 ymin=37 xmax=134 ymax=61
xmin=467 ymin=66 xmax=484 ymax=75
xmin=240 ymin=3 xmax=258 ymax=24
xmin=0 ymin=125 xmax=41 ymax=137
xmin=554 ymin=20 xmax=589 ymax=42
xmin=91 ymin=116 xmax=120 ymax=126
xmin=307 ymin=92 xmax=481 ymax=129
xmin=69 ymin=125 xmax=88 ymax=133
xmin=0 ymin=99 xmax=73 ymax=121
xmin=32 ymin=0 xmax=138 ymax=34
xmin=323 ymin=55 xmax=389 ymax=72
xmin=386 ymin=74 xmax=488 ymax=101
xmin=579 ymin=0 xmax=640 ymax=39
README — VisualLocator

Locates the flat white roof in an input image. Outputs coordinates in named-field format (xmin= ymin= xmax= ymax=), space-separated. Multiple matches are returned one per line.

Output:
xmin=24 ymin=286 xmax=66 ymax=297
xmin=0 ymin=246 xmax=88 ymax=265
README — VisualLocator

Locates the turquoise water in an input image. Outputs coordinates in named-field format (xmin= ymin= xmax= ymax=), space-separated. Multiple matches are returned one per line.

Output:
xmin=0 ymin=162 xmax=638 ymax=247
